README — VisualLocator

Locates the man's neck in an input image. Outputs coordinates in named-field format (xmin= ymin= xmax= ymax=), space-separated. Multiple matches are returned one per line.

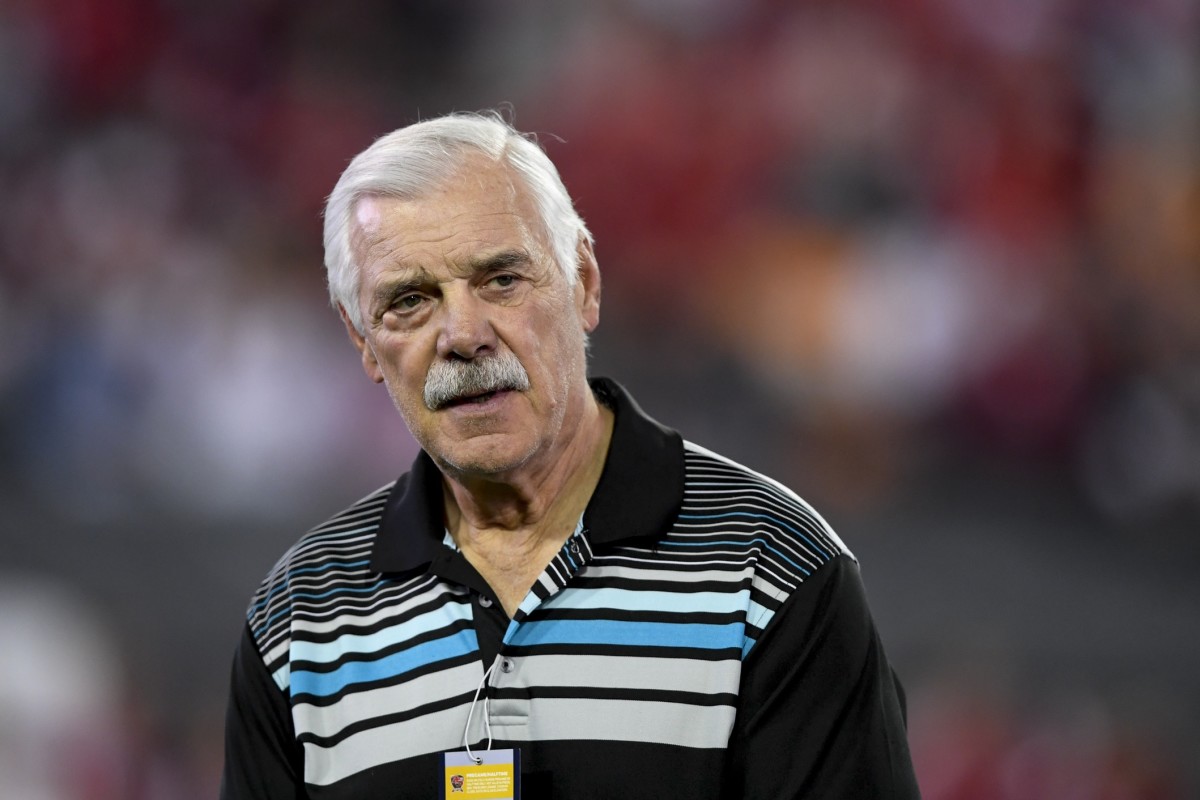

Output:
xmin=442 ymin=395 xmax=614 ymax=616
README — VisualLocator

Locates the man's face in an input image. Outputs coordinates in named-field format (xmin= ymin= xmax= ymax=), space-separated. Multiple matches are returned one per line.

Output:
xmin=342 ymin=156 xmax=600 ymax=480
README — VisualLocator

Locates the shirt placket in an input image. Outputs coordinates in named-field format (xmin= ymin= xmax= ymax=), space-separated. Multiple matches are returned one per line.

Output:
xmin=482 ymin=525 xmax=595 ymax=738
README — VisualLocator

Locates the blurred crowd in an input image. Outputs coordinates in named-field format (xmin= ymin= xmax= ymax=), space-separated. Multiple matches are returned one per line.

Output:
xmin=0 ymin=0 xmax=1196 ymax=797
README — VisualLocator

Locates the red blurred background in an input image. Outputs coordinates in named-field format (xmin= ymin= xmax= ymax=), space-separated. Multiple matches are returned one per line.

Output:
xmin=1 ymin=1 xmax=1197 ymax=797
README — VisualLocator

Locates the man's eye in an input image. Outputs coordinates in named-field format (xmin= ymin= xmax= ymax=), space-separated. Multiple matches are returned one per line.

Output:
xmin=491 ymin=274 xmax=516 ymax=288
xmin=395 ymin=294 xmax=424 ymax=310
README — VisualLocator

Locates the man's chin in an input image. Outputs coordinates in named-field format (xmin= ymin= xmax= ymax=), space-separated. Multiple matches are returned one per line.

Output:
xmin=426 ymin=437 xmax=539 ymax=481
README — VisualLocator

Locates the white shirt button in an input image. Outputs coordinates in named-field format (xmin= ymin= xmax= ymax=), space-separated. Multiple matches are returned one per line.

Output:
xmin=478 ymin=595 xmax=493 ymax=608
xmin=500 ymin=658 xmax=514 ymax=673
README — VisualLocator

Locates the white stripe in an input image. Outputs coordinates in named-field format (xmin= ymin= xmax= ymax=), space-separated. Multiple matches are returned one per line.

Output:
xmin=304 ymin=705 xmax=469 ymax=786
xmin=293 ymin=661 xmax=481 ymax=739
xmin=541 ymin=587 xmax=750 ymax=616
xmin=291 ymin=582 xmax=465 ymax=637
xmin=272 ymin=663 xmax=290 ymax=691
xmin=282 ymin=568 xmax=377 ymax=594
xmin=749 ymin=559 xmax=800 ymax=593
xmin=290 ymin=529 xmax=376 ymax=560
xmin=581 ymin=564 xmax=748 ymax=583
xmin=750 ymin=574 xmax=788 ymax=605
xmin=263 ymin=639 xmax=290 ymax=670
xmin=489 ymin=696 xmax=735 ymax=750
xmin=506 ymin=653 xmax=740 ymax=695
xmin=594 ymin=552 xmax=765 ymax=570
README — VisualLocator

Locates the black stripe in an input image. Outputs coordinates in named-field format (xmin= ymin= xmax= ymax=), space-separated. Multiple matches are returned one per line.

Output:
xmin=523 ymin=608 xmax=745 ymax=626
xmin=491 ymin=685 xmax=739 ymax=708
xmin=296 ymin=690 xmax=477 ymax=747
xmin=289 ymin=591 xmax=470 ymax=644
xmin=501 ymin=643 xmax=743 ymax=661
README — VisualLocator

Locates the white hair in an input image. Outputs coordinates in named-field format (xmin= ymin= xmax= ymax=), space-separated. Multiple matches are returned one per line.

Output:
xmin=323 ymin=111 xmax=593 ymax=333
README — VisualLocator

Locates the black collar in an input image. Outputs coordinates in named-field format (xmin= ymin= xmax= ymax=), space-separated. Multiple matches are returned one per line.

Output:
xmin=369 ymin=377 xmax=685 ymax=574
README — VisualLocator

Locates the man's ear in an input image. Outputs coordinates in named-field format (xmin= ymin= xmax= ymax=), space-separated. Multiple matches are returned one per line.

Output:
xmin=338 ymin=304 xmax=385 ymax=384
xmin=574 ymin=238 xmax=601 ymax=334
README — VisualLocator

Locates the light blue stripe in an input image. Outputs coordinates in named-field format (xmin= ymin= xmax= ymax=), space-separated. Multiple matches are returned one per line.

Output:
xmin=505 ymin=619 xmax=743 ymax=650
xmin=515 ymin=591 xmax=540 ymax=619
xmin=252 ymin=604 xmax=292 ymax=639
xmin=541 ymin=587 xmax=750 ymax=615
xmin=290 ymin=629 xmax=478 ymax=698
xmin=660 ymin=532 xmax=814 ymax=575
xmin=290 ymin=604 xmax=474 ymax=664
xmin=742 ymin=600 xmax=779 ymax=658
xmin=745 ymin=599 xmax=775 ymax=631
xmin=676 ymin=511 xmax=831 ymax=560
xmin=741 ymin=636 xmax=757 ymax=659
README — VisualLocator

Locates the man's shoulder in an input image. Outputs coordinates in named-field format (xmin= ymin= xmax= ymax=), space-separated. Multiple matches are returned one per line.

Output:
xmin=280 ymin=480 xmax=395 ymax=573
xmin=244 ymin=480 xmax=398 ymax=648
xmin=308 ymin=480 xmax=397 ymax=540
xmin=676 ymin=440 xmax=853 ymax=579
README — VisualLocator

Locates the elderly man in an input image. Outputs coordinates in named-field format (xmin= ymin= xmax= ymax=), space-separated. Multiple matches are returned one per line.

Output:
xmin=222 ymin=112 xmax=920 ymax=799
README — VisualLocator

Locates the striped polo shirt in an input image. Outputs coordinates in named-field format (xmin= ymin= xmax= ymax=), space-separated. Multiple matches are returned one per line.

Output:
xmin=223 ymin=378 xmax=917 ymax=799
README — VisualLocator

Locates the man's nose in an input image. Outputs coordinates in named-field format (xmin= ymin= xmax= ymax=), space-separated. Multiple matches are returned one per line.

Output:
xmin=436 ymin=289 xmax=497 ymax=360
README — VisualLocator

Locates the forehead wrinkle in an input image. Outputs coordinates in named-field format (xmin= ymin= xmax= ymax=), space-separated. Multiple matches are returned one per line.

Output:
xmin=351 ymin=160 xmax=553 ymax=289
xmin=353 ymin=216 xmax=456 ymax=284
xmin=396 ymin=212 xmax=538 ymax=272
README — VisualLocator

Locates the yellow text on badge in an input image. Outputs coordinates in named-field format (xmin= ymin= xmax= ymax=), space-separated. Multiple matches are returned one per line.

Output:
xmin=444 ymin=762 xmax=516 ymax=799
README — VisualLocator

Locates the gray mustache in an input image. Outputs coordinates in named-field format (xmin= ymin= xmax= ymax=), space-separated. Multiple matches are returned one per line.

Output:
xmin=423 ymin=351 xmax=531 ymax=410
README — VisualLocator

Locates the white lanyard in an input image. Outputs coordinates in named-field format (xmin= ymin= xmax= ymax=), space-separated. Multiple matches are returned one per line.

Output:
xmin=462 ymin=656 xmax=500 ymax=764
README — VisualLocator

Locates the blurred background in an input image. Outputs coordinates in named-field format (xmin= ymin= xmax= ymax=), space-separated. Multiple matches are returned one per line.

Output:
xmin=1 ymin=0 xmax=1198 ymax=797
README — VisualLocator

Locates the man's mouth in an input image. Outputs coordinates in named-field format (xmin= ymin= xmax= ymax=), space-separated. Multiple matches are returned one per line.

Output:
xmin=442 ymin=388 xmax=508 ymax=409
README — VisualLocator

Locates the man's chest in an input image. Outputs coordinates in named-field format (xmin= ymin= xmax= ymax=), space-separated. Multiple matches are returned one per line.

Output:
xmin=287 ymin=574 xmax=752 ymax=793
